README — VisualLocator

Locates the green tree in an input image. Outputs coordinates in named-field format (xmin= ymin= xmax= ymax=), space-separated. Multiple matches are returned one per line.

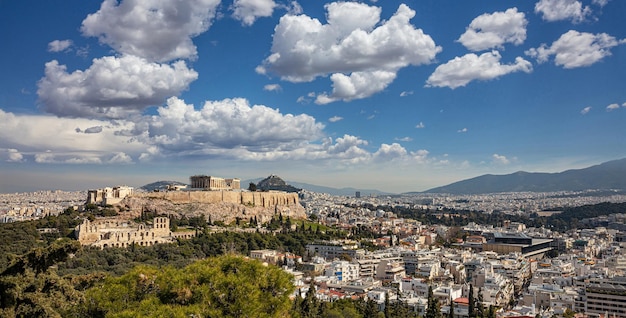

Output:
xmin=425 ymin=285 xmax=442 ymax=318
xmin=364 ymin=298 xmax=379 ymax=318
xmin=476 ymin=288 xmax=485 ymax=318
xmin=0 ymin=239 xmax=85 ymax=318
xmin=79 ymin=254 xmax=294 ymax=317
xmin=448 ymin=298 xmax=455 ymax=318
xmin=248 ymin=183 xmax=257 ymax=191
xmin=468 ymin=284 xmax=475 ymax=318
xmin=300 ymin=281 xmax=319 ymax=318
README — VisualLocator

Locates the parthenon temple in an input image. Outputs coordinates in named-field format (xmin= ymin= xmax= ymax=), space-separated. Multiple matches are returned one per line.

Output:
xmin=190 ymin=175 xmax=240 ymax=191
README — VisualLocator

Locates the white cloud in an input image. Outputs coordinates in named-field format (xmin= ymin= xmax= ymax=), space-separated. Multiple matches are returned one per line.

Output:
xmin=606 ymin=103 xmax=620 ymax=111
xmin=415 ymin=122 xmax=425 ymax=129
xmin=580 ymin=106 xmax=592 ymax=114
xmin=534 ymin=0 xmax=591 ymax=23
xmin=315 ymin=70 xmax=396 ymax=104
xmin=284 ymin=1 xmax=302 ymax=15
xmin=37 ymin=56 xmax=198 ymax=119
xmin=324 ymin=135 xmax=370 ymax=163
xmin=492 ymin=153 xmax=510 ymax=164
xmin=394 ymin=137 xmax=412 ymax=142
xmin=526 ymin=30 xmax=622 ymax=69
xmin=129 ymin=97 xmax=326 ymax=158
xmin=108 ymin=152 xmax=133 ymax=164
xmin=426 ymin=51 xmax=532 ymax=89
xmin=458 ymin=8 xmax=528 ymax=51
xmin=411 ymin=149 xmax=430 ymax=163
xmin=260 ymin=3 xmax=440 ymax=102
xmin=400 ymin=91 xmax=413 ymax=97
xmin=47 ymin=40 xmax=73 ymax=53
xmin=593 ymin=0 xmax=609 ymax=7
xmin=232 ymin=0 xmax=277 ymax=26
xmin=328 ymin=116 xmax=343 ymax=123
xmin=0 ymin=109 xmax=143 ymax=163
xmin=6 ymin=149 xmax=24 ymax=162
xmin=458 ymin=128 xmax=468 ymax=133
xmin=373 ymin=143 xmax=408 ymax=162
xmin=263 ymin=84 xmax=282 ymax=92
xmin=81 ymin=0 xmax=220 ymax=62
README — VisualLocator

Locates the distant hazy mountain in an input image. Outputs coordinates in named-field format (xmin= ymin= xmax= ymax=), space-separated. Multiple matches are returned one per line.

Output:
xmin=423 ymin=158 xmax=626 ymax=195
xmin=242 ymin=178 xmax=391 ymax=196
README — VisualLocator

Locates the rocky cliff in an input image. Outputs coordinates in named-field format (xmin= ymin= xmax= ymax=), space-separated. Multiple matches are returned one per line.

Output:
xmin=115 ymin=190 xmax=306 ymax=224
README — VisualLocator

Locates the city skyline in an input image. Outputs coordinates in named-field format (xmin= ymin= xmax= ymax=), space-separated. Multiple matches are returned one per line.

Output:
xmin=1 ymin=0 xmax=626 ymax=193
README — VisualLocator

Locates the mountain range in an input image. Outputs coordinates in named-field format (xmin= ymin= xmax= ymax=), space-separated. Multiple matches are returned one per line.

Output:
xmin=422 ymin=158 xmax=626 ymax=195
xmin=140 ymin=158 xmax=626 ymax=196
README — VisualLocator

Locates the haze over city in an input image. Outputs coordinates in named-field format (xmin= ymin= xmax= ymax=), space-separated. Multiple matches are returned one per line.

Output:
xmin=1 ymin=0 xmax=625 ymax=193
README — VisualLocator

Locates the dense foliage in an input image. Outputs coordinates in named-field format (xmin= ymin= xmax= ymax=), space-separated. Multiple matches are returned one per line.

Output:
xmin=75 ymin=254 xmax=294 ymax=317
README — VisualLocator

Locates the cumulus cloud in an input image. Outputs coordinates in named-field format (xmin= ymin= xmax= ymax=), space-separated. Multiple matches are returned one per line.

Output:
xmin=457 ymin=8 xmax=527 ymax=51
xmin=108 ymin=152 xmax=133 ymax=164
xmin=525 ymin=30 xmax=623 ymax=69
xmin=580 ymin=106 xmax=592 ymax=114
xmin=415 ymin=122 xmax=425 ymax=129
xmin=47 ymin=40 xmax=73 ymax=53
xmin=232 ymin=0 xmax=277 ymax=26
xmin=492 ymin=153 xmax=511 ymax=164
xmin=37 ymin=56 xmax=198 ymax=119
xmin=259 ymin=3 xmax=440 ymax=102
xmin=81 ymin=0 xmax=220 ymax=62
xmin=263 ymin=84 xmax=282 ymax=92
xmin=426 ymin=51 xmax=532 ymax=89
xmin=458 ymin=128 xmax=468 ymax=133
xmin=127 ymin=97 xmax=325 ymax=158
xmin=606 ymin=103 xmax=620 ymax=111
xmin=328 ymin=116 xmax=343 ymax=122
xmin=400 ymin=91 xmax=413 ymax=97
xmin=535 ymin=0 xmax=591 ymax=23
xmin=373 ymin=143 xmax=408 ymax=162
xmin=6 ymin=149 xmax=24 ymax=162
xmin=315 ymin=70 xmax=396 ymax=104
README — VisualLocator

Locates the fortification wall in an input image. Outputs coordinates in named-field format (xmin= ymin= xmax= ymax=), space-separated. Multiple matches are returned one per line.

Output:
xmin=139 ymin=190 xmax=300 ymax=208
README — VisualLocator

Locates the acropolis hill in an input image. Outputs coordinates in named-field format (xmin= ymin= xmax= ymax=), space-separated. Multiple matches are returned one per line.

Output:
xmin=88 ymin=175 xmax=306 ymax=224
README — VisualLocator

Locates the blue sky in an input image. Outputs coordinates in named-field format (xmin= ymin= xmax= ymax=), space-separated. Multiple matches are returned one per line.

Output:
xmin=1 ymin=0 xmax=625 ymax=193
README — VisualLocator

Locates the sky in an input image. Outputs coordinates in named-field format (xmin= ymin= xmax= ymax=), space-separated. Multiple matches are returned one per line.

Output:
xmin=1 ymin=0 xmax=625 ymax=194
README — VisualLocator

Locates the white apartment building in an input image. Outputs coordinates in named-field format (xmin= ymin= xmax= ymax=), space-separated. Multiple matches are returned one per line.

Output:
xmin=325 ymin=260 xmax=360 ymax=282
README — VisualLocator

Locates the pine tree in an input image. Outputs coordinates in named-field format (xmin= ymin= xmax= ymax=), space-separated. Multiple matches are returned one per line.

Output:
xmin=384 ymin=292 xmax=391 ymax=318
xmin=301 ymin=281 xmax=318 ymax=317
xmin=468 ymin=284 xmax=475 ymax=318
xmin=364 ymin=298 xmax=379 ymax=318
xmin=448 ymin=297 xmax=455 ymax=318
xmin=426 ymin=285 xmax=442 ymax=318
xmin=476 ymin=288 xmax=485 ymax=318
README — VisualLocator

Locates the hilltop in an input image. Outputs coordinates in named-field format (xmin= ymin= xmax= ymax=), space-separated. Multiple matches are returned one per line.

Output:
xmin=255 ymin=175 xmax=301 ymax=192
